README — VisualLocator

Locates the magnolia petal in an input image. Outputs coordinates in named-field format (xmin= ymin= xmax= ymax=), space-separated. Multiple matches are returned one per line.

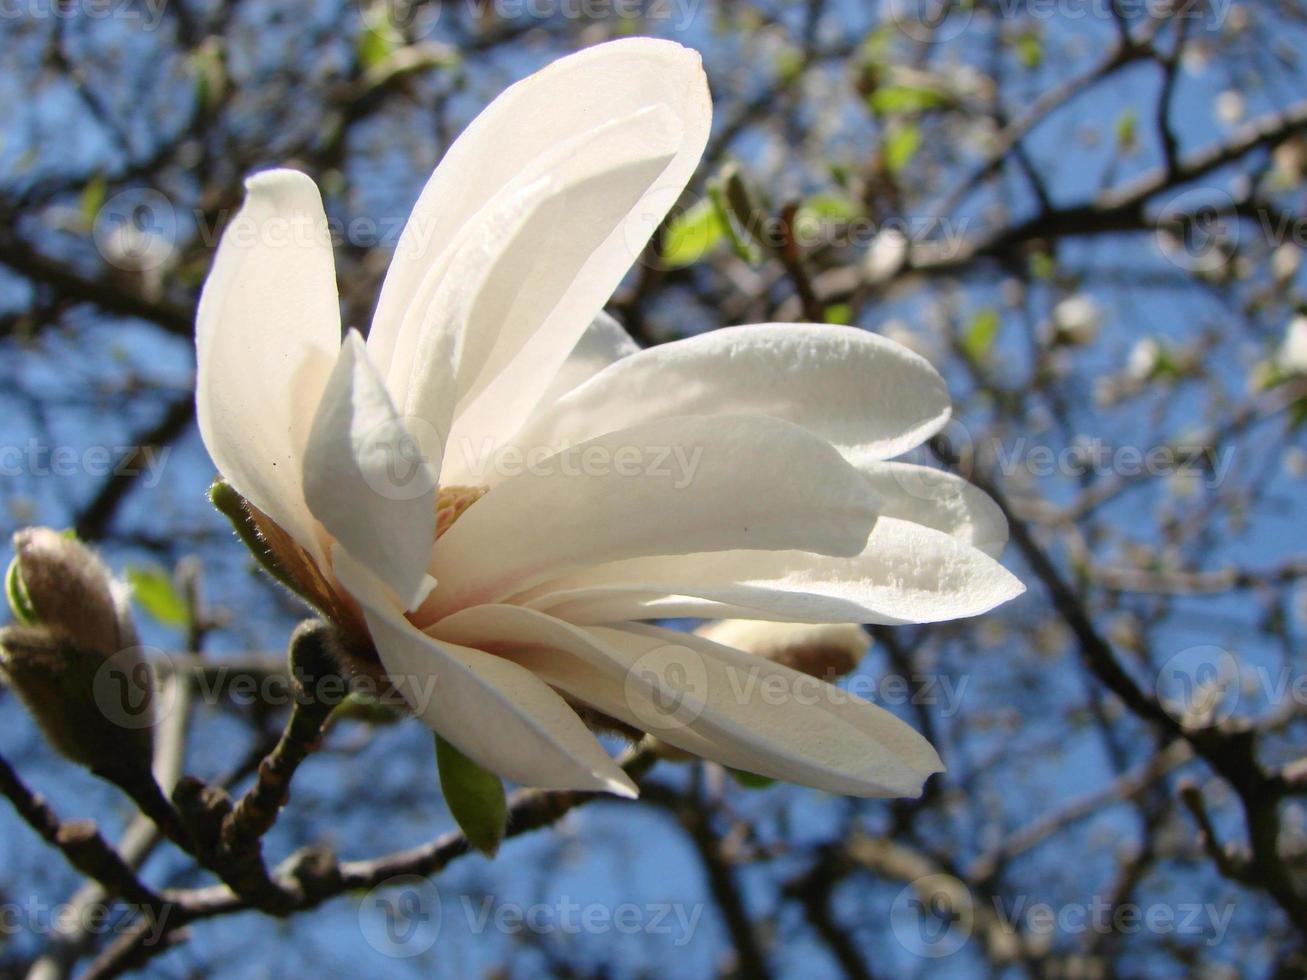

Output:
xmin=430 ymin=604 xmax=940 ymax=798
xmin=437 ymin=111 xmax=688 ymax=481
xmin=858 ymin=462 xmax=1008 ymax=558
xmin=422 ymin=414 xmax=877 ymax=619
xmin=195 ymin=169 xmax=339 ymax=561
xmin=511 ymin=324 xmax=951 ymax=467
xmin=368 ymin=37 xmax=710 ymax=379
xmin=633 ymin=622 xmax=943 ymax=789
xmin=333 ymin=548 xmax=636 ymax=797
xmin=303 ymin=333 xmax=437 ymax=610
xmin=393 ymin=176 xmax=552 ymax=468
xmin=533 ymin=311 xmax=641 ymax=412
xmin=386 ymin=106 xmax=683 ymax=490
xmin=516 ymin=517 xmax=1025 ymax=626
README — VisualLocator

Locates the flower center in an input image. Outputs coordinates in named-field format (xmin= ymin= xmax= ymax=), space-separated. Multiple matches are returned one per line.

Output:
xmin=435 ymin=484 xmax=489 ymax=539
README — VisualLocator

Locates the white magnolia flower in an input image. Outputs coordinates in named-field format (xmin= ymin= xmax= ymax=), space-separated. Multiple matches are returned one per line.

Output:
xmin=196 ymin=38 xmax=1023 ymax=800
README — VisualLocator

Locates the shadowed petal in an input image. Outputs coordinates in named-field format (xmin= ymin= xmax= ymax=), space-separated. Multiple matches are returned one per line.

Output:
xmin=334 ymin=548 xmax=637 ymax=796
xmin=196 ymin=169 xmax=340 ymax=561
xmin=430 ymin=604 xmax=941 ymax=798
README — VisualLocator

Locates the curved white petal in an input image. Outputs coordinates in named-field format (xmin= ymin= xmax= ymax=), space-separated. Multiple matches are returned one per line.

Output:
xmin=435 ymin=110 xmax=690 ymax=480
xmin=858 ymin=461 xmax=1008 ymax=557
xmin=534 ymin=311 xmax=641 ymax=411
xmin=515 ymin=517 xmax=1025 ymax=626
xmin=430 ymin=604 xmax=940 ymax=797
xmin=195 ymin=169 xmax=340 ymax=561
xmin=334 ymin=549 xmax=635 ymax=796
xmin=384 ymin=104 xmax=679 ymax=414
xmin=368 ymin=37 xmax=710 ymax=380
xmin=510 ymin=324 xmax=951 ymax=471
xmin=302 ymin=333 xmax=437 ymax=610
xmin=422 ymin=414 xmax=878 ymax=619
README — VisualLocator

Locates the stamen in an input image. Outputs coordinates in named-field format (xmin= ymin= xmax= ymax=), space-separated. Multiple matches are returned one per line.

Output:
xmin=435 ymin=484 xmax=490 ymax=538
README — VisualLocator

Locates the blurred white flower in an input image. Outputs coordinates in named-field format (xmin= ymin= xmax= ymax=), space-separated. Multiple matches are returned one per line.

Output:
xmin=1127 ymin=338 xmax=1162 ymax=380
xmin=1278 ymin=315 xmax=1307 ymax=375
xmin=1215 ymin=89 xmax=1246 ymax=124
xmin=196 ymin=39 xmax=1022 ymax=800
xmin=1050 ymin=294 xmax=1102 ymax=345
xmin=1272 ymin=244 xmax=1301 ymax=283
xmin=865 ymin=227 xmax=909 ymax=283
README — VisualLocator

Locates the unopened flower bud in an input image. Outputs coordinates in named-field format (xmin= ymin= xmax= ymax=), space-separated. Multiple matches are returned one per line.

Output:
xmin=0 ymin=625 xmax=154 ymax=779
xmin=7 ymin=528 xmax=132 ymax=655
xmin=696 ymin=620 xmax=871 ymax=680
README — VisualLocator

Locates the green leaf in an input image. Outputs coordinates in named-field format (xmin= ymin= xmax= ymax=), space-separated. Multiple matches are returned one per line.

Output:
xmin=1016 ymin=31 xmax=1043 ymax=70
xmin=963 ymin=308 xmax=1000 ymax=361
xmin=357 ymin=25 xmax=393 ymax=72
xmin=728 ymin=768 xmax=778 ymax=789
xmin=436 ymin=734 xmax=507 ymax=856
xmin=824 ymin=303 xmax=853 ymax=325
xmin=80 ymin=176 xmax=107 ymax=233
xmin=125 ymin=565 xmax=188 ymax=628
xmin=885 ymin=124 xmax=922 ymax=175
xmin=711 ymin=165 xmax=767 ymax=264
xmin=1029 ymin=251 xmax=1056 ymax=281
xmin=799 ymin=193 xmax=861 ymax=223
xmin=868 ymin=84 xmax=948 ymax=116
xmin=662 ymin=198 xmax=727 ymax=268
xmin=5 ymin=556 xmax=36 ymax=625
xmin=1115 ymin=108 xmax=1138 ymax=152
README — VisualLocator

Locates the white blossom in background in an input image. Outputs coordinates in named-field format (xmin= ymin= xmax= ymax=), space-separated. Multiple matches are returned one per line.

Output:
xmin=1215 ymin=89 xmax=1246 ymax=125
xmin=695 ymin=619 xmax=870 ymax=680
xmin=1050 ymin=294 xmax=1102 ymax=346
xmin=195 ymin=39 xmax=1023 ymax=800
xmin=1278 ymin=315 xmax=1307 ymax=375
xmin=1272 ymin=243 xmax=1301 ymax=284
xmin=1127 ymin=338 xmax=1162 ymax=380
